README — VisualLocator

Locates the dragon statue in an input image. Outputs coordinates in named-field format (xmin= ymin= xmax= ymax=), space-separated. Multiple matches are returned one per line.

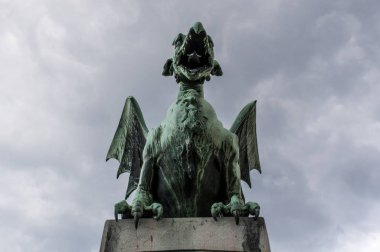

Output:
xmin=107 ymin=22 xmax=261 ymax=228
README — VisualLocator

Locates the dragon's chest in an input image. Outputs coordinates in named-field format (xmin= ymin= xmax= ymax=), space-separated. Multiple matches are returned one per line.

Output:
xmin=159 ymin=131 xmax=215 ymax=176
xmin=154 ymin=129 xmax=224 ymax=216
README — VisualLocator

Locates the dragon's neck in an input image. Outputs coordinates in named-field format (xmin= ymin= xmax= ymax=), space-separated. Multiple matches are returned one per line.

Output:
xmin=177 ymin=82 xmax=204 ymax=99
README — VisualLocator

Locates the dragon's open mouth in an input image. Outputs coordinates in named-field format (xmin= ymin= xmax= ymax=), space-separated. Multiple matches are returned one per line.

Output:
xmin=176 ymin=28 xmax=213 ymax=74
xmin=167 ymin=22 xmax=220 ymax=82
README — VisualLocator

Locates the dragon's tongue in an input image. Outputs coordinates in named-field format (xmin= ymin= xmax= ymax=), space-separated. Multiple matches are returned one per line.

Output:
xmin=187 ymin=51 xmax=202 ymax=64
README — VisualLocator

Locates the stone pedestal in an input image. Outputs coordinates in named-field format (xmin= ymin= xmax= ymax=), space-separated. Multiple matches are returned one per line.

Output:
xmin=100 ymin=217 xmax=270 ymax=252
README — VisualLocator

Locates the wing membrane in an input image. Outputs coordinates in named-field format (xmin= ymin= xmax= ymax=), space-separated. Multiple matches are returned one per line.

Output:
xmin=106 ymin=96 xmax=148 ymax=198
xmin=230 ymin=100 xmax=261 ymax=187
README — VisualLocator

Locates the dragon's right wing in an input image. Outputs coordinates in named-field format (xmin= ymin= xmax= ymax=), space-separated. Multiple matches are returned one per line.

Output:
xmin=106 ymin=96 xmax=149 ymax=199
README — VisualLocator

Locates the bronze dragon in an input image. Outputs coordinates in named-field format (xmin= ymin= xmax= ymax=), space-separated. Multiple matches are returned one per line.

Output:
xmin=107 ymin=22 xmax=261 ymax=228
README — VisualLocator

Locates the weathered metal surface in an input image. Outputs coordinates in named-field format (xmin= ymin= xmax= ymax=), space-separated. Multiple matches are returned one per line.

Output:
xmin=108 ymin=22 xmax=262 ymax=226
xmin=100 ymin=217 xmax=270 ymax=252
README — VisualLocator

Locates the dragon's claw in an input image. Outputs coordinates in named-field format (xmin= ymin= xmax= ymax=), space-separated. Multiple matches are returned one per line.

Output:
xmin=211 ymin=202 xmax=225 ymax=221
xmin=150 ymin=203 xmax=163 ymax=220
xmin=230 ymin=199 xmax=243 ymax=225
xmin=133 ymin=212 xmax=142 ymax=229
xmin=245 ymin=202 xmax=260 ymax=220
xmin=131 ymin=200 xmax=164 ymax=229
xmin=211 ymin=199 xmax=260 ymax=224
xmin=114 ymin=200 xmax=131 ymax=222
xmin=211 ymin=201 xmax=242 ymax=225
xmin=131 ymin=200 xmax=143 ymax=229
xmin=233 ymin=210 xmax=240 ymax=225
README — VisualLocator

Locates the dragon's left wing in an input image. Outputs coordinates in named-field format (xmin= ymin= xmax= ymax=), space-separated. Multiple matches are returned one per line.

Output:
xmin=230 ymin=100 xmax=261 ymax=188
xmin=106 ymin=96 xmax=149 ymax=199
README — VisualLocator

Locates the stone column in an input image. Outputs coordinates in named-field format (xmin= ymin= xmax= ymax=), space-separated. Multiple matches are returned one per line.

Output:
xmin=100 ymin=217 xmax=270 ymax=252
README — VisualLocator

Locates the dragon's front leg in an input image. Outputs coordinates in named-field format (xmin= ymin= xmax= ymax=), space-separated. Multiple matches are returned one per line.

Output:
xmin=114 ymin=189 xmax=163 ymax=229
xmin=211 ymin=195 xmax=260 ymax=224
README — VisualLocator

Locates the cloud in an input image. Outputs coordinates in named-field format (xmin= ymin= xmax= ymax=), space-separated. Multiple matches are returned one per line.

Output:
xmin=1 ymin=0 xmax=380 ymax=251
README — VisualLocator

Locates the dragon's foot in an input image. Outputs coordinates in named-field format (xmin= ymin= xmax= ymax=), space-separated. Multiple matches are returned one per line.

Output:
xmin=211 ymin=195 xmax=244 ymax=225
xmin=132 ymin=200 xmax=163 ymax=229
xmin=114 ymin=200 xmax=164 ymax=228
xmin=245 ymin=201 xmax=260 ymax=220
xmin=114 ymin=200 xmax=132 ymax=222
xmin=211 ymin=202 xmax=229 ymax=221
xmin=211 ymin=197 xmax=260 ymax=225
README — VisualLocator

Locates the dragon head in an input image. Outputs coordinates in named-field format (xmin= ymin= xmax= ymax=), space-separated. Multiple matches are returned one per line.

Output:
xmin=162 ymin=22 xmax=223 ymax=83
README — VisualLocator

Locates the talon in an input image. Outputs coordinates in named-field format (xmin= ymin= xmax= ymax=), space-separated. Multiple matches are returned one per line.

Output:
xmin=211 ymin=202 xmax=224 ymax=222
xmin=133 ymin=212 xmax=141 ymax=229
xmin=246 ymin=202 xmax=260 ymax=220
xmin=233 ymin=210 xmax=240 ymax=225
xmin=151 ymin=203 xmax=163 ymax=220
xmin=255 ymin=206 xmax=260 ymax=220
xmin=132 ymin=200 xmax=143 ymax=229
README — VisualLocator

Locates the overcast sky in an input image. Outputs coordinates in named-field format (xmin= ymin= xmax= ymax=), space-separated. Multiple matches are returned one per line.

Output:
xmin=1 ymin=0 xmax=380 ymax=251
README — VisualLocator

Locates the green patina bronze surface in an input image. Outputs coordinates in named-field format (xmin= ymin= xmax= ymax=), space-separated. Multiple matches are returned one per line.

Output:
xmin=107 ymin=22 xmax=261 ymax=228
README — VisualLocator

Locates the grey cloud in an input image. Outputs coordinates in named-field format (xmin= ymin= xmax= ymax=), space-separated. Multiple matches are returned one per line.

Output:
xmin=1 ymin=0 xmax=380 ymax=251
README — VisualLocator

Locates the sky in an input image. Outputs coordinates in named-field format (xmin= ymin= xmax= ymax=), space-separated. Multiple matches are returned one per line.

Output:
xmin=1 ymin=0 xmax=380 ymax=251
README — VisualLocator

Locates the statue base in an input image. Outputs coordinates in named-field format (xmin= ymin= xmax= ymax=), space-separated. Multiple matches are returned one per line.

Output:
xmin=99 ymin=217 xmax=270 ymax=252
